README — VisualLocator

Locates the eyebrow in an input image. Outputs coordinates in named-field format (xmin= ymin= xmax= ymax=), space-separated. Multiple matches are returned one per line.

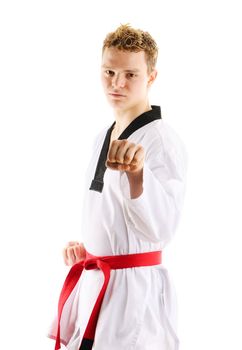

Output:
xmin=102 ymin=65 xmax=140 ymax=73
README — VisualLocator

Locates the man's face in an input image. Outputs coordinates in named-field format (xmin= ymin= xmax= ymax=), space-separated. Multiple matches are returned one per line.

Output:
xmin=101 ymin=47 xmax=156 ymax=111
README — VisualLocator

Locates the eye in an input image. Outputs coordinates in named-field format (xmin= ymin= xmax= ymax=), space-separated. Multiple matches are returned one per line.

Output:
xmin=105 ymin=70 xmax=115 ymax=77
xmin=126 ymin=73 xmax=136 ymax=79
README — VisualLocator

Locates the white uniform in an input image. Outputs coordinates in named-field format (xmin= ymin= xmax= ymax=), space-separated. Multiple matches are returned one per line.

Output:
xmin=48 ymin=106 xmax=188 ymax=350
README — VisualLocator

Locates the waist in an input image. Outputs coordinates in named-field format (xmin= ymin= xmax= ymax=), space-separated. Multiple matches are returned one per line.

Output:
xmin=54 ymin=249 xmax=162 ymax=350
xmin=83 ymin=250 xmax=162 ymax=270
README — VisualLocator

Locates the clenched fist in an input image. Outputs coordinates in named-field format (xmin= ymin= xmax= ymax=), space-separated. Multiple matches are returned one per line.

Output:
xmin=63 ymin=241 xmax=86 ymax=266
xmin=106 ymin=139 xmax=145 ymax=173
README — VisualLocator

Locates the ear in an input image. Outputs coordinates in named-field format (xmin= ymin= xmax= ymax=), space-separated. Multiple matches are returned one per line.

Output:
xmin=147 ymin=69 xmax=158 ymax=87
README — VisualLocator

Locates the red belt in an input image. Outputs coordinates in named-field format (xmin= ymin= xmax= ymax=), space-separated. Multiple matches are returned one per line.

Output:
xmin=55 ymin=250 xmax=162 ymax=350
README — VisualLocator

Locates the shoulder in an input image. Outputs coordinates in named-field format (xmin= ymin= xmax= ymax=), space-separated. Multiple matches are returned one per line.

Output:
xmin=140 ymin=119 xmax=188 ymax=178
xmin=155 ymin=120 xmax=188 ymax=160
xmin=139 ymin=119 xmax=187 ymax=157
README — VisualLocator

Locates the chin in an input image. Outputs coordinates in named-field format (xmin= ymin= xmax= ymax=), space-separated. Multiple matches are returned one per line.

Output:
xmin=107 ymin=98 xmax=127 ymax=108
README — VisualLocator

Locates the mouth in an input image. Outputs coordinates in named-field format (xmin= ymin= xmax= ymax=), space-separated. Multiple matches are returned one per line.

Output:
xmin=108 ymin=92 xmax=126 ymax=98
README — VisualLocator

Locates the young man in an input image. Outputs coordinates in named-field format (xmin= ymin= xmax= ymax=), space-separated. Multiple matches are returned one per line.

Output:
xmin=48 ymin=24 xmax=187 ymax=350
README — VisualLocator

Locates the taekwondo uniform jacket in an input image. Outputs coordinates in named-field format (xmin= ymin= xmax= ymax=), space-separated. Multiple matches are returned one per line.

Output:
xmin=48 ymin=106 xmax=188 ymax=350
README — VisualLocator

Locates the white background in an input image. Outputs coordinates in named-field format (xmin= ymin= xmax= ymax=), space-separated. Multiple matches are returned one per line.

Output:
xmin=0 ymin=0 xmax=242 ymax=349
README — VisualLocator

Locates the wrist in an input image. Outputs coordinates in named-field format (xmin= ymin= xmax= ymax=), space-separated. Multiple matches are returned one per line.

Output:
xmin=125 ymin=168 xmax=143 ymax=199
xmin=126 ymin=168 xmax=143 ymax=181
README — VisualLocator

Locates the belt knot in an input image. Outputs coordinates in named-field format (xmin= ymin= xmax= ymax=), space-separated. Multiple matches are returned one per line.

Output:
xmin=84 ymin=258 xmax=109 ymax=271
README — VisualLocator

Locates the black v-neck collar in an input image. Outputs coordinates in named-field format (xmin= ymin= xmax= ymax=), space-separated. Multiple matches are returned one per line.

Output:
xmin=89 ymin=105 xmax=162 ymax=193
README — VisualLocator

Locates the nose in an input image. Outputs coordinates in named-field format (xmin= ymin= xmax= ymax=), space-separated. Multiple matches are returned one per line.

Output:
xmin=112 ymin=73 xmax=125 ymax=89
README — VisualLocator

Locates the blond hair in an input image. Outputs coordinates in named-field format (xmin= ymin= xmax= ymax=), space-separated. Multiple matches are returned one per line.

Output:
xmin=102 ymin=24 xmax=158 ymax=73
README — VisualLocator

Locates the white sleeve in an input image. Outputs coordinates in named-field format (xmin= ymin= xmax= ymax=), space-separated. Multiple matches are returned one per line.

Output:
xmin=120 ymin=125 xmax=188 ymax=244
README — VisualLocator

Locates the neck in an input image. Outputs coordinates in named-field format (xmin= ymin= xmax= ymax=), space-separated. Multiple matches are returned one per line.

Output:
xmin=113 ymin=100 xmax=152 ymax=136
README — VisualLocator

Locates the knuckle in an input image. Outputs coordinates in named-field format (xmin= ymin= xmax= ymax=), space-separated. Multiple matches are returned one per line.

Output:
xmin=108 ymin=156 xmax=115 ymax=163
xmin=124 ymin=154 xmax=131 ymax=162
xmin=112 ymin=140 xmax=119 ymax=146
xmin=121 ymin=140 xmax=128 ymax=146
xmin=116 ymin=155 xmax=123 ymax=162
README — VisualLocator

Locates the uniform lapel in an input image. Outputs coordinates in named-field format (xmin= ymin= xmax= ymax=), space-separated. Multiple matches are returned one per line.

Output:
xmin=89 ymin=105 xmax=162 ymax=193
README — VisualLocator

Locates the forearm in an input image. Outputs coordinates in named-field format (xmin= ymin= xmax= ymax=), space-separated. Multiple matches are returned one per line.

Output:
xmin=126 ymin=168 xmax=143 ymax=199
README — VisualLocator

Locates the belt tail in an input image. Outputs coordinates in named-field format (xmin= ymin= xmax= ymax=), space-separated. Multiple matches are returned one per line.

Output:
xmin=79 ymin=259 xmax=111 ymax=349
xmin=55 ymin=262 xmax=85 ymax=350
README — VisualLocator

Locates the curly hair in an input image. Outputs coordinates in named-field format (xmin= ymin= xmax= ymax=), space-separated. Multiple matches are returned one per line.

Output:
xmin=102 ymin=24 xmax=158 ymax=73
